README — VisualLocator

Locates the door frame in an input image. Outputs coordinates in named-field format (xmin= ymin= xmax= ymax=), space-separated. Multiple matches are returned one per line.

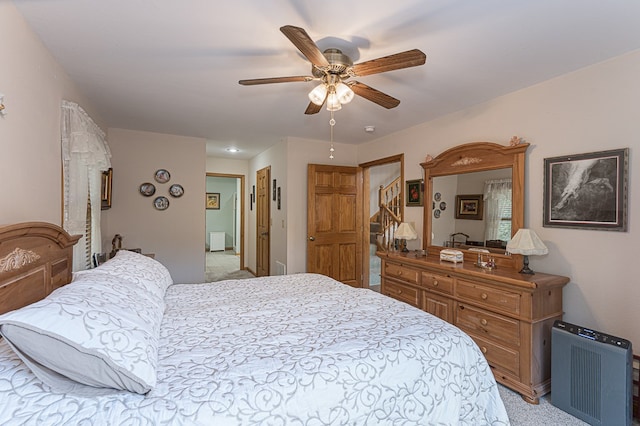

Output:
xmin=205 ymin=172 xmax=245 ymax=271
xmin=359 ymin=154 xmax=404 ymax=287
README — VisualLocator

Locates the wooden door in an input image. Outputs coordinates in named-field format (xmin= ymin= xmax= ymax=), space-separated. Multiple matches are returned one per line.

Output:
xmin=307 ymin=164 xmax=363 ymax=287
xmin=256 ymin=166 xmax=270 ymax=276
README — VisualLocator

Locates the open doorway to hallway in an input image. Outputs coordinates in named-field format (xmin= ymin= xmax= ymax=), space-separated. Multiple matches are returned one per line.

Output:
xmin=360 ymin=155 xmax=403 ymax=292
xmin=205 ymin=173 xmax=246 ymax=281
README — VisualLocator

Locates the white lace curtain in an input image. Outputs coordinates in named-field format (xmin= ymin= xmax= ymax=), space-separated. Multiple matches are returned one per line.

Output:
xmin=483 ymin=178 xmax=512 ymax=242
xmin=61 ymin=100 xmax=111 ymax=271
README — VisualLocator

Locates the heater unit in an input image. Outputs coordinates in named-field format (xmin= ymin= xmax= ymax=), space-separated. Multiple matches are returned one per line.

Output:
xmin=551 ymin=320 xmax=633 ymax=425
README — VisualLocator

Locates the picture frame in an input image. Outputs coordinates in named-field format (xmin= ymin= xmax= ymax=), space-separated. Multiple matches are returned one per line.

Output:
xmin=405 ymin=179 xmax=423 ymax=207
xmin=543 ymin=148 xmax=628 ymax=231
xmin=101 ymin=168 xmax=113 ymax=210
xmin=455 ymin=194 xmax=483 ymax=220
xmin=206 ymin=192 xmax=220 ymax=210
xmin=273 ymin=179 xmax=277 ymax=201
xmin=277 ymin=187 xmax=281 ymax=210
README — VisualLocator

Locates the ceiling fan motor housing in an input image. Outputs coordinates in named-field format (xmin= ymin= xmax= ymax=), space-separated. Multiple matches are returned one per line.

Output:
xmin=312 ymin=48 xmax=353 ymax=78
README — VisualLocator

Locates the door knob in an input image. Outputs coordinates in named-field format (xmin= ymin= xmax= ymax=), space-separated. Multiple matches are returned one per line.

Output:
xmin=309 ymin=236 xmax=315 ymax=241
xmin=261 ymin=232 xmax=269 ymax=236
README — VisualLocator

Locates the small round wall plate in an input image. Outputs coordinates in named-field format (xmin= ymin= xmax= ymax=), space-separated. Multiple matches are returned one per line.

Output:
xmin=154 ymin=196 xmax=169 ymax=210
xmin=154 ymin=169 xmax=171 ymax=183
xmin=139 ymin=182 xmax=156 ymax=196
xmin=434 ymin=192 xmax=441 ymax=201
xmin=440 ymin=201 xmax=447 ymax=211
xmin=434 ymin=209 xmax=441 ymax=218
xmin=169 ymin=184 xmax=184 ymax=198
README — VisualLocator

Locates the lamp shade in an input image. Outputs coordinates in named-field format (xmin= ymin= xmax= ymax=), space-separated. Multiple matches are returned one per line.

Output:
xmin=395 ymin=222 xmax=417 ymax=240
xmin=506 ymin=229 xmax=548 ymax=255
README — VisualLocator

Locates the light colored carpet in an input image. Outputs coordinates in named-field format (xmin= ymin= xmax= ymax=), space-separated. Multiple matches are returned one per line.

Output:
xmin=205 ymin=250 xmax=254 ymax=282
xmin=498 ymin=385 xmax=588 ymax=425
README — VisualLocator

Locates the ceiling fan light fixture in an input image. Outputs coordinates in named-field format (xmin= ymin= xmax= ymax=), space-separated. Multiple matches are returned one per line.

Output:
xmin=308 ymin=84 xmax=327 ymax=106
xmin=335 ymin=82 xmax=354 ymax=104
xmin=326 ymin=92 xmax=342 ymax=111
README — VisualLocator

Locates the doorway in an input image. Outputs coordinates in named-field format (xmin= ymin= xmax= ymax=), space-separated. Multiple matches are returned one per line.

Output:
xmin=360 ymin=155 xmax=404 ymax=292
xmin=205 ymin=173 xmax=245 ymax=281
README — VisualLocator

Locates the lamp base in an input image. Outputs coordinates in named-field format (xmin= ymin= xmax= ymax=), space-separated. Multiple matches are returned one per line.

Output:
xmin=400 ymin=239 xmax=409 ymax=252
xmin=519 ymin=255 xmax=535 ymax=275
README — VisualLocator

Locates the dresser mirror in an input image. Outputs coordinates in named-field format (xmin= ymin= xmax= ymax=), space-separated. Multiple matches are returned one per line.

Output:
xmin=421 ymin=140 xmax=529 ymax=270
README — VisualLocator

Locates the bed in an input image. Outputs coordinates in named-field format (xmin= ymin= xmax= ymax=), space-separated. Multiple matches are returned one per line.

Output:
xmin=0 ymin=222 xmax=509 ymax=425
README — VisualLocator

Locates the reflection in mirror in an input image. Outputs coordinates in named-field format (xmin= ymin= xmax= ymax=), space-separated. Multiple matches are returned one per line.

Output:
xmin=422 ymin=140 xmax=529 ymax=270
xmin=432 ymin=169 xmax=512 ymax=252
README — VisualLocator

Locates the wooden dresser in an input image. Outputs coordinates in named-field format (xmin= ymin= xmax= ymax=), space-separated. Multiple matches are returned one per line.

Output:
xmin=379 ymin=251 xmax=569 ymax=403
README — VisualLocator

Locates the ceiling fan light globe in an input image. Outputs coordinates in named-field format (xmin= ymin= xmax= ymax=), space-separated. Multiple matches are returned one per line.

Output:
xmin=326 ymin=92 xmax=341 ymax=111
xmin=308 ymin=84 xmax=327 ymax=106
xmin=335 ymin=82 xmax=354 ymax=104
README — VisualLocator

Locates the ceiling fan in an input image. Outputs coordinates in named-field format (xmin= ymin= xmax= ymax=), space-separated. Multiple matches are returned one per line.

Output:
xmin=239 ymin=25 xmax=427 ymax=114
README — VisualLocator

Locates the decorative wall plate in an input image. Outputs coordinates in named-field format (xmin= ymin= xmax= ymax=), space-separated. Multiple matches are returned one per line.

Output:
xmin=139 ymin=182 xmax=156 ymax=196
xmin=154 ymin=169 xmax=171 ymax=183
xmin=439 ymin=201 xmax=447 ymax=211
xmin=154 ymin=196 xmax=169 ymax=210
xmin=169 ymin=184 xmax=184 ymax=198
xmin=434 ymin=209 xmax=441 ymax=218
xmin=434 ymin=192 xmax=441 ymax=201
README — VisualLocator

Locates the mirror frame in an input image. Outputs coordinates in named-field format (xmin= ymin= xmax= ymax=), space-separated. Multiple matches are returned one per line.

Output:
xmin=421 ymin=140 xmax=529 ymax=270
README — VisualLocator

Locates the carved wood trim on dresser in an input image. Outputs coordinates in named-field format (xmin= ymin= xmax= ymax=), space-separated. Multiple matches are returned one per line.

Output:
xmin=0 ymin=222 xmax=80 ymax=315
xmin=378 ymin=251 xmax=570 ymax=404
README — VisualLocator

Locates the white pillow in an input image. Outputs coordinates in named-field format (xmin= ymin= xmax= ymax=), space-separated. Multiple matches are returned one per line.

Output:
xmin=83 ymin=249 xmax=173 ymax=299
xmin=0 ymin=271 xmax=164 ymax=394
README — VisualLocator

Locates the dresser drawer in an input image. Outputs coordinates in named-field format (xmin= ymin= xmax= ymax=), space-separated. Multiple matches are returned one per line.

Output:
xmin=467 ymin=333 xmax=520 ymax=377
xmin=456 ymin=303 xmax=520 ymax=347
xmin=457 ymin=280 xmax=521 ymax=315
xmin=420 ymin=272 xmax=453 ymax=295
xmin=382 ymin=280 xmax=420 ymax=307
xmin=384 ymin=262 xmax=420 ymax=285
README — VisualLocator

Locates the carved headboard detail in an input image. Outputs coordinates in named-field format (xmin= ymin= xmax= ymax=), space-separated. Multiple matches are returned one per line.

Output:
xmin=0 ymin=222 xmax=80 ymax=315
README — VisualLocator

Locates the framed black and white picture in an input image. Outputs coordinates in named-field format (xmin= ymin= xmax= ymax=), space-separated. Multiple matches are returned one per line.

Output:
xmin=543 ymin=148 xmax=628 ymax=231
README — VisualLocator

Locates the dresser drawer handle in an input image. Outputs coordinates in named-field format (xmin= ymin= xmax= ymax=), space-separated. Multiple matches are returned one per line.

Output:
xmin=481 ymin=293 xmax=488 ymax=300
xmin=481 ymin=346 xmax=488 ymax=354
xmin=398 ymin=271 xmax=403 ymax=275
xmin=433 ymin=280 xmax=439 ymax=286
xmin=397 ymin=289 xmax=402 ymax=294
xmin=480 ymin=319 xmax=488 ymax=326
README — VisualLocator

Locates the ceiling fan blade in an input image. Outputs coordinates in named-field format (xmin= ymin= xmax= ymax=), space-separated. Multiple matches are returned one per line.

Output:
xmin=351 ymin=49 xmax=426 ymax=77
xmin=239 ymin=76 xmax=314 ymax=85
xmin=349 ymin=81 xmax=400 ymax=109
xmin=280 ymin=25 xmax=330 ymax=68
xmin=304 ymin=101 xmax=323 ymax=115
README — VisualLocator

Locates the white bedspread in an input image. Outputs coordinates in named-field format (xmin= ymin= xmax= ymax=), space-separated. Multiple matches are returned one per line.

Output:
xmin=0 ymin=273 xmax=509 ymax=425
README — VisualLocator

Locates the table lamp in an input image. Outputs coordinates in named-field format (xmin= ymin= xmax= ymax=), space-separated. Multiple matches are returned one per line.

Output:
xmin=506 ymin=228 xmax=548 ymax=274
xmin=395 ymin=222 xmax=417 ymax=252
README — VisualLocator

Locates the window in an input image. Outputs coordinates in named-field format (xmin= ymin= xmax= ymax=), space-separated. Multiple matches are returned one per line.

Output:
xmin=483 ymin=179 xmax=512 ymax=243
xmin=61 ymin=100 xmax=111 ymax=271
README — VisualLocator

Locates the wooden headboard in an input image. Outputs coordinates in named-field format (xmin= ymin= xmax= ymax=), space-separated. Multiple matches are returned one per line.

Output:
xmin=0 ymin=222 xmax=79 ymax=315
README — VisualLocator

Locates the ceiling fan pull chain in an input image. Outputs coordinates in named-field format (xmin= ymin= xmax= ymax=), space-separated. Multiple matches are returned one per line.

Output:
xmin=329 ymin=111 xmax=336 ymax=159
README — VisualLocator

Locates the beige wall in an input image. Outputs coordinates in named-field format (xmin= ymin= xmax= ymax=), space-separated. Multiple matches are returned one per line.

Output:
xmin=0 ymin=2 xmax=103 ymax=225
xmin=105 ymin=128 xmax=206 ymax=283
xmin=357 ymin=49 xmax=640 ymax=349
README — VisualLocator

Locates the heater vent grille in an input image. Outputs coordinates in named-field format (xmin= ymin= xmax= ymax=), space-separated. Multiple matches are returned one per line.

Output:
xmin=570 ymin=346 xmax=601 ymax=419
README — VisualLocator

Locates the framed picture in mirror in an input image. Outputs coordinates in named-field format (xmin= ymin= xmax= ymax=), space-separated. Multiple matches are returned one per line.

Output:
xmin=455 ymin=194 xmax=483 ymax=220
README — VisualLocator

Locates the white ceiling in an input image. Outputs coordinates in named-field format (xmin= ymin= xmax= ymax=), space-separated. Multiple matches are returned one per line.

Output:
xmin=13 ymin=0 xmax=640 ymax=159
